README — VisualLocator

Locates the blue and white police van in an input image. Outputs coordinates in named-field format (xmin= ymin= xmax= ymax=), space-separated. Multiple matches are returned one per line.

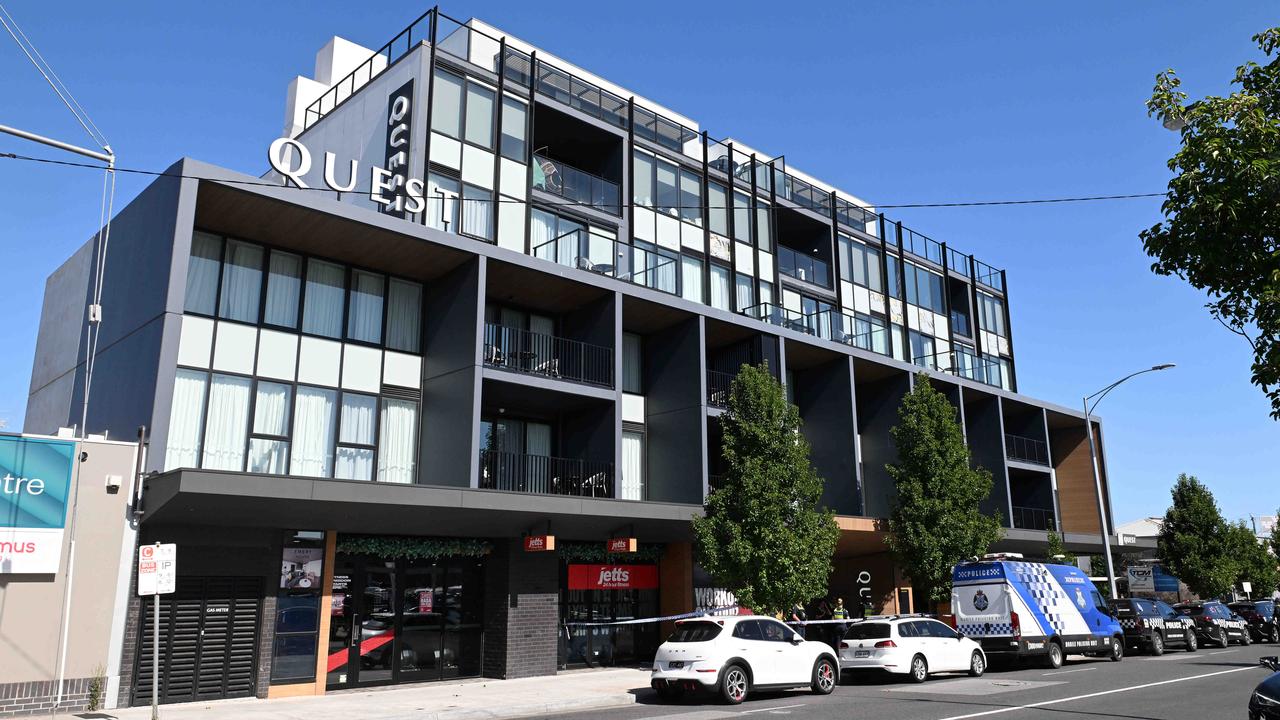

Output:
xmin=951 ymin=554 xmax=1125 ymax=668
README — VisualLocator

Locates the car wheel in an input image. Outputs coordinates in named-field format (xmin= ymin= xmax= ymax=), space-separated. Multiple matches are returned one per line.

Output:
xmin=719 ymin=664 xmax=749 ymax=705
xmin=811 ymin=656 xmax=836 ymax=695
xmin=1215 ymin=627 xmax=1230 ymax=648
xmin=969 ymin=650 xmax=986 ymax=678
xmin=1240 ymin=630 xmax=1252 ymax=646
xmin=656 ymin=684 xmax=683 ymax=702
xmin=1270 ymin=627 xmax=1279 ymax=644
xmin=908 ymin=654 xmax=928 ymax=683
xmin=1109 ymin=636 xmax=1124 ymax=662
xmin=1043 ymin=641 xmax=1064 ymax=669
xmin=1184 ymin=629 xmax=1197 ymax=652
xmin=1149 ymin=632 xmax=1164 ymax=656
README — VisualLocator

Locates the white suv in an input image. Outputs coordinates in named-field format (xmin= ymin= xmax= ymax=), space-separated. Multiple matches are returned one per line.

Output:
xmin=651 ymin=615 xmax=839 ymax=704
xmin=839 ymin=616 xmax=986 ymax=683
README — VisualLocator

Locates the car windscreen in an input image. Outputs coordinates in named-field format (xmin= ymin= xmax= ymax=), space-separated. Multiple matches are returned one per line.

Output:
xmin=1228 ymin=603 xmax=1255 ymax=616
xmin=1174 ymin=606 xmax=1203 ymax=616
xmin=1110 ymin=601 xmax=1134 ymax=616
xmin=667 ymin=621 xmax=722 ymax=643
xmin=843 ymin=622 xmax=891 ymax=640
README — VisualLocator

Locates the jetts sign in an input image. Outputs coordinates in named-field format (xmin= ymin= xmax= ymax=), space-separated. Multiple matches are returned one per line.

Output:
xmin=267 ymin=80 xmax=423 ymax=216
xmin=567 ymin=564 xmax=659 ymax=591
xmin=0 ymin=435 xmax=75 ymax=574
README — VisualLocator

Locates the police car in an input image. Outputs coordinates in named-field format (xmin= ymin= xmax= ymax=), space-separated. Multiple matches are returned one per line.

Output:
xmin=951 ymin=554 xmax=1124 ymax=668
xmin=1174 ymin=601 xmax=1251 ymax=647
xmin=1107 ymin=597 xmax=1198 ymax=655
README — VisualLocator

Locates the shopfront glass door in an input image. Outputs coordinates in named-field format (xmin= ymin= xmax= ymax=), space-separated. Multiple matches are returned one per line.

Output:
xmin=356 ymin=562 xmax=398 ymax=685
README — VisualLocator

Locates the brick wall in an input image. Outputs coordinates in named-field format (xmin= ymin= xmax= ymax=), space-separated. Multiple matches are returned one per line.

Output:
xmin=256 ymin=594 xmax=277 ymax=698
xmin=483 ymin=540 xmax=560 ymax=679
xmin=0 ymin=677 xmax=98 ymax=717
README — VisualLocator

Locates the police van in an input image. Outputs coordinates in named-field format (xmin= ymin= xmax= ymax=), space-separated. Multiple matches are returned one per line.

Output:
xmin=951 ymin=554 xmax=1124 ymax=668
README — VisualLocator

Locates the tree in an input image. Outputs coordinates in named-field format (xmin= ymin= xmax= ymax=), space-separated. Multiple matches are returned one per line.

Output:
xmin=1271 ymin=509 xmax=1280 ymax=561
xmin=1142 ymin=27 xmax=1280 ymax=419
xmin=884 ymin=374 xmax=1004 ymax=606
xmin=1225 ymin=520 xmax=1280 ymax=597
xmin=692 ymin=363 xmax=839 ymax=616
xmin=1157 ymin=475 xmax=1237 ymax=598
xmin=1045 ymin=530 xmax=1076 ymax=566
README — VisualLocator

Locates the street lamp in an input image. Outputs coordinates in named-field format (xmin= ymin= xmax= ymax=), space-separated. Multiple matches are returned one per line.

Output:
xmin=1084 ymin=364 xmax=1175 ymax=599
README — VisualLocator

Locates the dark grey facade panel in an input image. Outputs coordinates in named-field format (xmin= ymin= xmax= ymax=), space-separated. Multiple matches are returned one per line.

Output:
xmin=794 ymin=357 xmax=860 ymax=515
xmin=854 ymin=372 xmax=909 ymax=519
xmin=963 ymin=392 xmax=1011 ymax=523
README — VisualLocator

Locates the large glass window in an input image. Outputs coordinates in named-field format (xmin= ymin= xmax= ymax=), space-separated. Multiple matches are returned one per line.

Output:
xmin=202 ymin=374 xmax=252 ymax=471
xmin=218 ymin=239 xmax=263 ymax=323
xmin=377 ymin=399 xmax=417 ymax=484
xmin=291 ymin=386 xmax=337 ymax=478
xmin=681 ymin=255 xmax=703 ymax=303
xmin=632 ymin=151 xmax=654 ymax=207
xmin=839 ymin=235 xmax=883 ymax=293
xmin=678 ymin=168 xmax=701 ymax=225
xmin=707 ymin=182 xmax=728 ymax=237
xmin=461 ymin=185 xmax=493 ymax=240
xmin=500 ymin=95 xmax=527 ymax=161
xmin=735 ymin=273 xmax=755 ymax=312
xmin=464 ymin=82 xmax=496 ymax=148
xmin=427 ymin=173 xmax=460 ymax=233
xmin=909 ymin=330 xmax=936 ymax=369
xmin=622 ymin=333 xmax=642 ymax=393
xmin=386 ymin=278 xmax=422 ymax=353
xmin=710 ymin=264 xmax=731 ymax=311
xmin=336 ymin=393 xmax=377 ymax=481
xmin=655 ymin=158 xmax=679 ymax=217
xmin=886 ymin=256 xmax=902 ymax=299
xmin=185 ymin=232 xmax=222 ymax=315
xmin=431 ymin=70 xmax=464 ymax=138
xmin=249 ymin=381 xmax=292 ymax=474
xmin=755 ymin=204 xmax=771 ymax=250
xmin=164 ymin=369 xmax=208 ymax=469
xmin=347 ymin=270 xmax=385 ymax=344
xmin=732 ymin=191 xmax=751 ymax=244
xmin=979 ymin=293 xmax=1007 ymax=337
xmin=264 ymin=251 xmax=301 ymax=328
xmin=302 ymin=260 xmax=345 ymax=338
xmin=620 ymin=431 xmax=643 ymax=501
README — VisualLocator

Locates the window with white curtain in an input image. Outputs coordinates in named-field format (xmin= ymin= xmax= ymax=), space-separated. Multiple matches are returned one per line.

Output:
xmin=621 ymin=431 xmax=644 ymax=501
xmin=336 ymin=393 xmax=377 ymax=480
xmin=377 ymin=399 xmax=417 ymax=484
xmin=655 ymin=158 xmax=679 ymax=217
xmin=186 ymin=232 xmax=222 ymax=315
xmin=291 ymin=386 xmax=337 ymax=477
xmin=218 ymin=239 xmax=263 ymax=323
xmin=202 ymin=374 xmax=251 ymax=471
xmin=431 ymin=69 xmax=464 ymax=138
xmin=622 ymin=333 xmax=642 ymax=394
xmin=248 ymin=381 xmax=291 ymax=474
xmin=164 ymin=369 xmax=208 ymax=470
xmin=461 ymin=184 xmax=493 ymax=240
xmin=710 ymin=264 xmax=731 ymax=311
xmin=386 ymin=278 xmax=422 ymax=353
xmin=735 ymin=273 xmax=755 ymax=312
xmin=681 ymin=255 xmax=703 ymax=304
xmin=264 ymin=251 xmax=301 ymax=328
xmin=632 ymin=151 xmax=654 ymax=207
xmin=500 ymin=95 xmax=527 ymax=161
xmin=464 ymin=82 xmax=496 ymax=148
xmin=302 ymin=260 xmax=345 ymax=338
xmin=347 ymin=270 xmax=385 ymax=344
xmin=427 ymin=173 xmax=460 ymax=233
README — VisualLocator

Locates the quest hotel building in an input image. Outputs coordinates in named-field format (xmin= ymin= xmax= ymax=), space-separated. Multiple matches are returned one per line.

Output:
xmin=22 ymin=7 xmax=1122 ymax=710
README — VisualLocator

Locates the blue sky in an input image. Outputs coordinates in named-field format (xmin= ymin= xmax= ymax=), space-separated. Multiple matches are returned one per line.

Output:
xmin=1 ymin=2 xmax=1275 ymax=525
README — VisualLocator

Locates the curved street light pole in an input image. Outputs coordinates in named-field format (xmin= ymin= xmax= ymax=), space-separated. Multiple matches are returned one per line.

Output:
xmin=1084 ymin=364 xmax=1175 ymax=599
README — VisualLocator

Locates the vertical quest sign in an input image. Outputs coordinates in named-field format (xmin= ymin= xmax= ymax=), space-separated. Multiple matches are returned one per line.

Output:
xmin=0 ymin=435 xmax=74 ymax=574
xmin=382 ymin=79 xmax=414 ymax=219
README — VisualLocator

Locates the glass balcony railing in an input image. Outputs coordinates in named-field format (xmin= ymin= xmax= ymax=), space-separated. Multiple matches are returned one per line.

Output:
xmin=532 ymin=230 xmax=680 ymax=296
xmin=532 ymin=155 xmax=621 ymax=216
xmin=813 ymin=310 xmax=891 ymax=356
xmin=901 ymin=227 xmax=944 ymax=266
xmin=947 ymin=247 xmax=970 ymax=274
xmin=482 ymin=323 xmax=614 ymax=387
xmin=1011 ymin=505 xmax=1057 ymax=532
xmin=478 ymin=450 xmax=613 ymax=497
xmin=1005 ymin=433 xmax=1050 ymax=465
xmin=777 ymin=246 xmax=831 ymax=288
xmin=740 ymin=303 xmax=815 ymax=336
xmin=975 ymin=258 xmax=1004 ymax=292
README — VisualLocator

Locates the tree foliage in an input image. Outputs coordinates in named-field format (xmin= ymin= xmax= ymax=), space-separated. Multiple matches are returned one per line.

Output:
xmin=1225 ymin=520 xmax=1280 ymax=596
xmin=1157 ymin=475 xmax=1239 ymax=598
xmin=692 ymin=363 xmax=839 ymax=616
xmin=1271 ymin=508 xmax=1280 ymax=561
xmin=1142 ymin=28 xmax=1280 ymax=418
xmin=885 ymin=374 xmax=1004 ymax=605
xmin=1045 ymin=530 xmax=1076 ymax=567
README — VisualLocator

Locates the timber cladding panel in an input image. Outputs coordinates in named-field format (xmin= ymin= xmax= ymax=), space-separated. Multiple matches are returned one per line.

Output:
xmin=1051 ymin=422 xmax=1105 ymax=535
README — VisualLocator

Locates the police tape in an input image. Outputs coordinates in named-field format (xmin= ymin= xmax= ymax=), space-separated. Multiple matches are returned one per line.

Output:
xmin=563 ymin=607 xmax=742 ymax=627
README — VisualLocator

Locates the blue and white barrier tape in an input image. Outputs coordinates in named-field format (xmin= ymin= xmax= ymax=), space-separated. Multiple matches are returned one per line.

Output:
xmin=563 ymin=606 xmax=741 ymax=627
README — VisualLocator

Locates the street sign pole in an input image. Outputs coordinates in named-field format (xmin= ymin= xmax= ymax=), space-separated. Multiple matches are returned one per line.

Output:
xmin=152 ymin=562 xmax=159 ymax=720
xmin=138 ymin=542 xmax=176 ymax=720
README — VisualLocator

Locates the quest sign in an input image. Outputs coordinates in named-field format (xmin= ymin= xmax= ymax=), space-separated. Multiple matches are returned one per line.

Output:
xmin=0 ymin=435 xmax=75 ymax=574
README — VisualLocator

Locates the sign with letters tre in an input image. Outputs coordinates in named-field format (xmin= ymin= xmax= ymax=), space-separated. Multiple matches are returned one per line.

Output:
xmin=0 ymin=435 xmax=75 ymax=574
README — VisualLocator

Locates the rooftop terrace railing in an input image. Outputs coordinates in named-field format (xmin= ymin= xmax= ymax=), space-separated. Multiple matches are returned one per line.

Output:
xmin=532 ymin=154 xmax=621 ymax=216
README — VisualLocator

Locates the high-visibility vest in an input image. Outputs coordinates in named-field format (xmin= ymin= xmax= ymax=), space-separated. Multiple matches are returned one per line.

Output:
xmin=832 ymin=607 xmax=848 ymax=619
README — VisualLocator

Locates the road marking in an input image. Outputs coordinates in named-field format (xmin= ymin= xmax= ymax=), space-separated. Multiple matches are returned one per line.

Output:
xmin=933 ymin=665 xmax=1258 ymax=720
xmin=1208 ymin=649 xmax=1239 ymax=655
xmin=1041 ymin=667 xmax=1095 ymax=676
xmin=739 ymin=704 xmax=808 ymax=714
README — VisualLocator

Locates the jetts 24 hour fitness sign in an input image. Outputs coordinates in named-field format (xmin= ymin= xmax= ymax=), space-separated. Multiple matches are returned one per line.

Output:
xmin=0 ymin=435 xmax=75 ymax=574
xmin=567 ymin=564 xmax=659 ymax=591
xmin=268 ymin=80 xmax=423 ymax=216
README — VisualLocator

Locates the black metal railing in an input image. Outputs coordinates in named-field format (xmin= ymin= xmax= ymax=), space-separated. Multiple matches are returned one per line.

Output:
xmin=777 ymin=246 xmax=832 ymax=288
xmin=531 ymin=229 xmax=679 ymax=295
xmin=707 ymin=474 xmax=726 ymax=495
xmin=1011 ymin=506 xmax=1057 ymax=532
xmin=532 ymin=154 xmax=621 ymax=215
xmin=706 ymin=370 xmax=735 ymax=408
xmin=740 ymin=303 xmax=815 ymax=336
xmin=1005 ymin=433 xmax=1050 ymax=465
xmin=478 ymin=450 xmax=613 ymax=497
xmin=483 ymin=323 xmax=613 ymax=387
xmin=814 ymin=310 xmax=891 ymax=357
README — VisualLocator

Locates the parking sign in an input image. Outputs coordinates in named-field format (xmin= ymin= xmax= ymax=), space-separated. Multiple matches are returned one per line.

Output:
xmin=138 ymin=543 xmax=177 ymax=596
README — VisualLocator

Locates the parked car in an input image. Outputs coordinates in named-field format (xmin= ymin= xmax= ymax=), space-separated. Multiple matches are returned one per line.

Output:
xmin=838 ymin=615 xmax=986 ymax=683
xmin=1249 ymin=655 xmax=1280 ymax=720
xmin=1231 ymin=600 xmax=1279 ymax=644
xmin=650 ymin=616 xmax=838 ymax=704
xmin=1173 ymin=601 xmax=1251 ymax=647
xmin=1108 ymin=597 xmax=1198 ymax=655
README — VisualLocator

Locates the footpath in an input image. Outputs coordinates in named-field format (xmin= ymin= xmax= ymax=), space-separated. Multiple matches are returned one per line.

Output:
xmin=57 ymin=668 xmax=652 ymax=720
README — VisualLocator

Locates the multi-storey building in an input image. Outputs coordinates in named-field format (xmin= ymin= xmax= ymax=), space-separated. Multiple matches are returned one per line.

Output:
xmin=23 ymin=8 xmax=1118 ymax=707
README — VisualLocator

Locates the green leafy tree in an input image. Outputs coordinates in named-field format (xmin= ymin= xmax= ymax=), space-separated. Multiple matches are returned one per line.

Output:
xmin=692 ymin=363 xmax=839 ymax=615
xmin=1046 ymin=530 xmax=1076 ymax=566
xmin=1142 ymin=28 xmax=1280 ymax=418
xmin=1225 ymin=520 xmax=1280 ymax=596
xmin=1271 ymin=509 xmax=1280 ymax=561
xmin=1157 ymin=475 xmax=1237 ymax=598
xmin=885 ymin=374 xmax=1004 ymax=605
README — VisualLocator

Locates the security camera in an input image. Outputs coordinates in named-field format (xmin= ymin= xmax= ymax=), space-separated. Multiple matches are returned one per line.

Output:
xmin=105 ymin=475 xmax=122 ymax=495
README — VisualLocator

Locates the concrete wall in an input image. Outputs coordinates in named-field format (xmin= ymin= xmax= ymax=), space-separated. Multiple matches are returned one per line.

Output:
xmin=24 ymin=242 xmax=93 ymax=436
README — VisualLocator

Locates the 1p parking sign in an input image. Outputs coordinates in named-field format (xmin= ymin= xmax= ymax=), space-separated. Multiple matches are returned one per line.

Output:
xmin=138 ymin=543 xmax=176 ymax=596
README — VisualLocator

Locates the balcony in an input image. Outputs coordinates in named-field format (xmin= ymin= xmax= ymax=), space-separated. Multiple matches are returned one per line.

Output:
xmin=813 ymin=309 xmax=890 ymax=356
xmin=777 ymin=246 xmax=831 ymax=288
xmin=1011 ymin=505 xmax=1057 ymax=532
xmin=532 ymin=154 xmax=621 ymax=216
xmin=478 ymin=450 xmax=613 ymax=497
xmin=950 ymin=310 xmax=971 ymax=338
xmin=532 ymin=230 xmax=679 ymax=296
xmin=741 ymin=303 xmax=815 ymax=336
xmin=707 ymin=473 xmax=726 ymax=495
xmin=1005 ymin=433 xmax=1050 ymax=466
xmin=707 ymin=370 xmax=736 ymax=409
xmin=483 ymin=323 xmax=613 ymax=388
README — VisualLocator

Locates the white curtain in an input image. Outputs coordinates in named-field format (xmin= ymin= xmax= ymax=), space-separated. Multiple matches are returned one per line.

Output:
xmin=248 ymin=439 xmax=288 ymax=474
xmin=347 ymin=270 xmax=385 ymax=344
xmin=556 ymin=219 xmax=582 ymax=268
xmin=526 ymin=421 xmax=551 ymax=494
xmin=386 ymin=279 xmax=422 ymax=353
xmin=164 ymin=369 xmax=207 ymax=470
xmin=337 ymin=394 xmax=377 ymax=481
xmin=291 ymin=386 xmax=336 ymax=477
xmin=621 ymin=431 xmax=643 ymax=500
xmin=336 ymin=447 xmax=374 ymax=481
xmin=377 ymin=399 xmax=417 ymax=484
xmin=462 ymin=186 xmax=493 ymax=240
xmin=427 ymin=174 xmax=459 ymax=233
xmin=253 ymin=382 xmax=291 ymax=435
xmin=681 ymin=256 xmax=703 ymax=303
xmin=530 ymin=209 xmax=556 ymax=259
xmin=586 ymin=228 xmax=615 ymax=270
xmin=710 ymin=266 xmax=731 ymax=311
xmin=654 ymin=251 xmax=677 ymax=293
xmin=202 ymin=374 xmax=251 ymax=470
xmin=218 ymin=239 xmax=263 ymax=322
xmin=264 ymin=251 xmax=301 ymax=327
xmin=302 ymin=260 xmax=345 ymax=338
xmin=735 ymin=274 xmax=754 ymax=312
xmin=185 ymin=232 xmax=221 ymax=315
